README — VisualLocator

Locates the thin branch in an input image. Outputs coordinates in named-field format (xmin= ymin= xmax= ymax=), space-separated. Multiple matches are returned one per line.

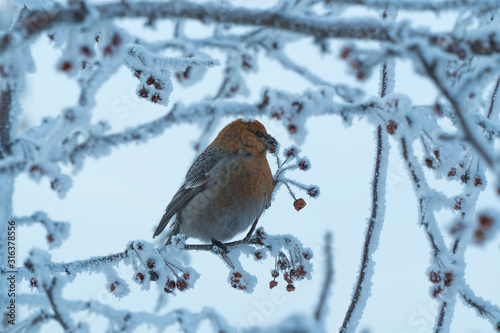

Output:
xmin=400 ymin=137 xmax=446 ymax=258
xmin=18 ymin=2 xmax=392 ymax=42
xmin=340 ymin=125 xmax=388 ymax=333
xmin=6 ymin=236 xmax=273 ymax=279
xmin=43 ymin=278 xmax=72 ymax=332
xmin=327 ymin=0 xmax=500 ymax=11
xmin=487 ymin=76 xmax=500 ymax=120
xmin=435 ymin=302 xmax=448 ymax=333
xmin=459 ymin=286 xmax=500 ymax=330
xmin=0 ymin=87 xmax=13 ymax=158
xmin=314 ymin=232 xmax=333 ymax=322
xmin=414 ymin=47 xmax=494 ymax=168
xmin=7 ymin=1 xmax=500 ymax=61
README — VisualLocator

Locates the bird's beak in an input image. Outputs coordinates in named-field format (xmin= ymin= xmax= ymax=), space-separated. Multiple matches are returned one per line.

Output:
xmin=265 ymin=135 xmax=278 ymax=152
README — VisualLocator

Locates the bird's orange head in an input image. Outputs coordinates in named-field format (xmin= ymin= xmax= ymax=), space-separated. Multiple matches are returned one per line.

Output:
xmin=211 ymin=118 xmax=278 ymax=155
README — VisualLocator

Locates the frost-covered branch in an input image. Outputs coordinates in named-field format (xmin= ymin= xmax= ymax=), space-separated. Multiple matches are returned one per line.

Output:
xmin=14 ymin=212 xmax=70 ymax=249
xmin=399 ymin=137 xmax=448 ymax=259
xmin=340 ymin=125 xmax=389 ymax=333
xmin=414 ymin=46 xmax=495 ymax=168
xmin=6 ymin=1 xmax=500 ymax=61
xmin=17 ymin=294 xmax=233 ymax=333
xmin=459 ymin=286 xmax=500 ymax=328
xmin=314 ymin=232 xmax=333 ymax=322
xmin=0 ymin=87 xmax=13 ymax=158
xmin=327 ymin=0 xmax=500 ymax=11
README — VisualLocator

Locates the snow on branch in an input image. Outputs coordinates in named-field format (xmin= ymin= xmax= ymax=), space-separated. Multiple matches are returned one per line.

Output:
xmin=6 ymin=1 xmax=500 ymax=59
xmin=14 ymin=212 xmax=70 ymax=249
xmin=327 ymin=0 xmax=500 ymax=11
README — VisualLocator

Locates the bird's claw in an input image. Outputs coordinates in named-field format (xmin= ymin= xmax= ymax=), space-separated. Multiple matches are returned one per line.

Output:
xmin=211 ymin=239 xmax=228 ymax=253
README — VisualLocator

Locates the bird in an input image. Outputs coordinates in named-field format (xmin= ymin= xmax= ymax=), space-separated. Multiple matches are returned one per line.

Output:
xmin=153 ymin=118 xmax=278 ymax=246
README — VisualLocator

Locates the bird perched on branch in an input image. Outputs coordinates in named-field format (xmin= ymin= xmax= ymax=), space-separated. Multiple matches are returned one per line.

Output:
xmin=153 ymin=118 xmax=278 ymax=246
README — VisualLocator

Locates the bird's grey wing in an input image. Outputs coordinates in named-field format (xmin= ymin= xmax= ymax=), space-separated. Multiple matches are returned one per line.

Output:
xmin=152 ymin=149 xmax=231 ymax=238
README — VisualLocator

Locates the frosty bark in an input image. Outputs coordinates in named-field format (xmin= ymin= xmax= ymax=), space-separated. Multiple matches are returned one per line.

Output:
xmin=0 ymin=88 xmax=12 ymax=157
xmin=415 ymin=47 xmax=494 ymax=168
xmin=340 ymin=125 xmax=388 ymax=333
xmin=314 ymin=232 xmax=333 ymax=322
xmin=327 ymin=0 xmax=499 ymax=10
xmin=0 ymin=86 xmax=15 ymax=327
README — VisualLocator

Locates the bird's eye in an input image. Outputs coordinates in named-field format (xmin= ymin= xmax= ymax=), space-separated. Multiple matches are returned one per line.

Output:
xmin=256 ymin=131 xmax=264 ymax=138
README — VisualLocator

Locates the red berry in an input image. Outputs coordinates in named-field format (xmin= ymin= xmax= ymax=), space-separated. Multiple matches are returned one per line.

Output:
xmin=286 ymin=284 xmax=295 ymax=292
xmin=292 ymin=101 xmax=303 ymax=113
xmin=434 ymin=150 xmax=440 ymax=161
xmin=135 ymin=272 xmax=145 ymax=283
xmin=80 ymin=46 xmax=92 ymax=57
xmin=479 ymin=215 xmax=494 ymax=229
xmin=254 ymin=251 xmax=263 ymax=260
xmin=285 ymin=147 xmax=296 ymax=157
xmin=429 ymin=271 xmax=441 ymax=283
xmin=146 ymin=259 xmax=155 ymax=269
xmin=271 ymin=270 xmax=279 ymax=278
xmin=104 ymin=46 xmax=112 ymax=56
xmin=288 ymin=124 xmax=298 ymax=134
xmin=146 ymin=76 xmax=155 ymax=85
xmin=448 ymin=168 xmax=457 ymax=177
xmin=176 ymin=279 xmax=187 ymax=291
xmin=29 ymin=165 xmax=44 ymax=175
xmin=138 ymin=87 xmax=149 ymax=98
xmin=269 ymin=281 xmax=278 ymax=289
xmin=112 ymin=33 xmax=122 ymax=47
xmin=433 ymin=103 xmax=443 ymax=116
xmin=149 ymin=271 xmax=159 ymax=281
xmin=154 ymin=80 xmax=163 ymax=90
xmin=294 ymin=198 xmax=306 ymax=211
xmin=110 ymin=283 xmax=116 ymax=292
xmin=444 ymin=271 xmax=453 ymax=286
xmin=151 ymin=94 xmax=162 ymax=103
xmin=47 ymin=234 xmax=54 ymax=243
xmin=64 ymin=109 xmax=75 ymax=122
xmin=425 ymin=158 xmax=435 ymax=169
xmin=298 ymin=160 xmax=309 ymax=171
xmin=341 ymin=47 xmax=352 ymax=59
xmin=307 ymin=187 xmax=319 ymax=198
xmin=30 ymin=277 xmax=38 ymax=287
xmin=432 ymin=286 xmax=442 ymax=298
xmin=60 ymin=61 xmax=73 ymax=72
xmin=183 ymin=272 xmax=190 ymax=280
xmin=474 ymin=229 xmax=485 ymax=244
xmin=167 ymin=279 xmax=176 ymax=290
xmin=386 ymin=120 xmax=398 ymax=135
xmin=271 ymin=111 xmax=281 ymax=119
xmin=474 ymin=176 xmax=483 ymax=187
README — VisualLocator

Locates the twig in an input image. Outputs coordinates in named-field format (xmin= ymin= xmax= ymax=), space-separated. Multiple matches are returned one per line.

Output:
xmin=400 ymin=137 xmax=446 ymax=258
xmin=43 ymin=278 xmax=73 ymax=332
xmin=326 ymin=0 xmax=500 ymax=11
xmin=487 ymin=77 xmax=500 ymax=120
xmin=414 ymin=46 xmax=494 ymax=167
xmin=459 ymin=286 xmax=500 ymax=330
xmin=340 ymin=125 xmax=388 ymax=333
xmin=0 ymin=87 xmax=13 ymax=158
xmin=435 ymin=302 xmax=447 ymax=333
xmin=314 ymin=232 xmax=333 ymax=322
